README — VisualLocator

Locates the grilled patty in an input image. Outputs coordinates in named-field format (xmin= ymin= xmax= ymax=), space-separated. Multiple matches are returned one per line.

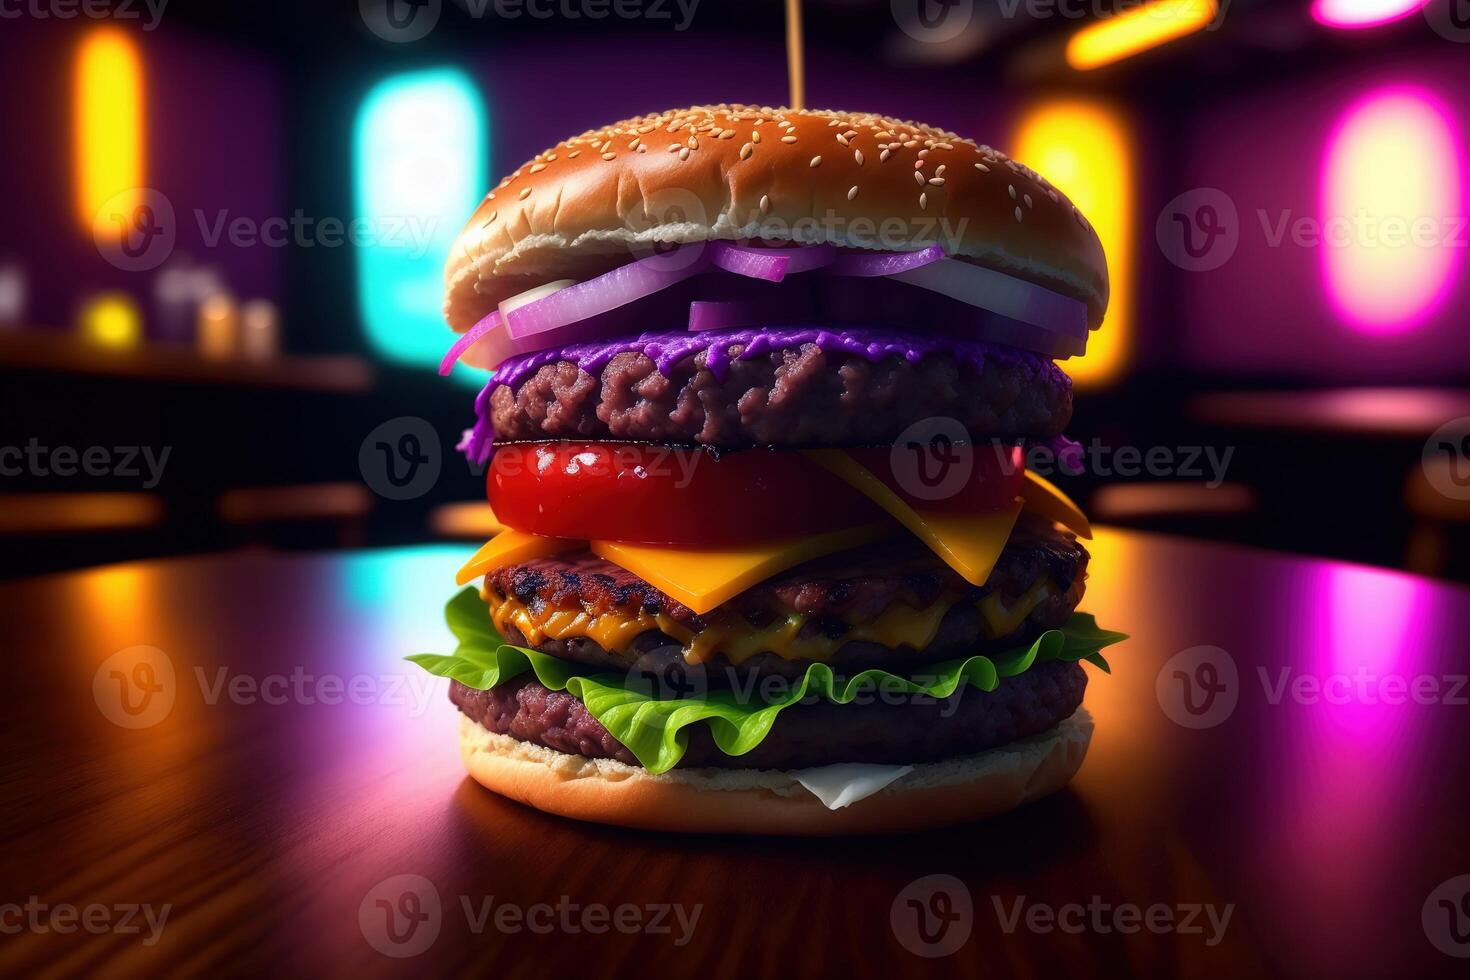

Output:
xmin=450 ymin=659 xmax=1088 ymax=770
xmin=482 ymin=515 xmax=1087 ymax=686
xmin=488 ymin=338 xmax=1072 ymax=448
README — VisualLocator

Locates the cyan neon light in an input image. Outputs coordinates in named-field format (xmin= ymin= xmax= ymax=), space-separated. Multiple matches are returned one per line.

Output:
xmin=354 ymin=69 xmax=487 ymax=372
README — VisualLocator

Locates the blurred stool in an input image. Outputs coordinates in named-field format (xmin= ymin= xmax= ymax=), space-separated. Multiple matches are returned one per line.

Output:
xmin=428 ymin=502 xmax=505 ymax=540
xmin=217 ymin=483 xmax=372 ymax=548
xmin=1090 ymin=482 xmax=1257 ymax=522
xmin=1403 ymin=459 xmax=1470 ymax=578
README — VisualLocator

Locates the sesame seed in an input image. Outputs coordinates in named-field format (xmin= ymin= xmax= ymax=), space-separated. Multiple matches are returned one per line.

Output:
xmin=919 ymin=192 xmax=928 ymax=209
xmin=740 ymin=142 xmax=753 ymax=159
xmin=847 ymin=185 xmax=859 ymax=201
xmin=751 ymin=130 xmax=762 ymax=143
xmin=935 ymin=164 xmax=946 ymax=176
xmin=546 ymin=153 xmax=557 ymax=161
xmin=668 ymin=143 xmax=680 ymax=152
xmin=903 ymin=140 xmax=918 ymax=148
xmin=781 ymin=135 xmax=797 ymax=144
xmin=836 ymin=133 xmax=849 ymax=146
xmin=854 ymin=149 xmax=864 ymax=165
xmin=760 ymin=194 xmax=770 ymax=214
xmin=918 ymin=148 xmax=929 ymax=158
xmin=519 ymin=188 xmax=532 ymax=200
xmin=810 ymin=155 xmax=822 ymax=167
xmin=601 ymin=152 xmax=616 ymax=161
xmin=974 ymin=162 xmax=988 ymax=172
xmin=928 ymin=177 xmax=945 ymax=186
xmin=679 ymin=147 xmax=690 ymax=161
xmin=529 ymin=163 xmax=547 ymax=173
xmin=1008 ymin=185 xmax=1017 ymax=200
xmin=879 ymin=148 xmax=891 ymax=162
xmin=1024 ymin=194 xmax=1033 ymax=208
xmin=913 ymin=171 xmax=925 ymax=187
xmin=1014 ymin=206 xmax=1023 ymax=222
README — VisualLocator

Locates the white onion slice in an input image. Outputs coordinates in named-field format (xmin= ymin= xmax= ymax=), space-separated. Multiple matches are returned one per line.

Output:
xmin=888 ymin=259 xmax=1089 ymax=340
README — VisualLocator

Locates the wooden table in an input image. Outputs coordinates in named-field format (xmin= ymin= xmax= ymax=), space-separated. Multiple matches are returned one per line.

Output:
xmin=3 ymin=532 xmax=1468 ymax=978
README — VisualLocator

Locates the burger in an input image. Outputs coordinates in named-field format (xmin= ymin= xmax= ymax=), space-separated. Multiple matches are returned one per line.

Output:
xmin=410 ymin=105 xmax=1125 ymax=835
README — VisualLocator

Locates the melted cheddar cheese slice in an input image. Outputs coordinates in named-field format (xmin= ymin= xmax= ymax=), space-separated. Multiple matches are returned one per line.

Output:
xmin=590 ymin=523 xmax=895 ymax=617
xmin=456 ymin=529 xmax=580 ymax=586
xmin=803 ymin=449 xmax=1022 ymax=587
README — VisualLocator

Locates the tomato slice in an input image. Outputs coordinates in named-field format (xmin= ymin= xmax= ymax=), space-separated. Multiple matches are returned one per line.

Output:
xmin=487 ymin=442 xmax=1027 ymax=547
xmin=487 ymin=442 xmax=888 ymax=547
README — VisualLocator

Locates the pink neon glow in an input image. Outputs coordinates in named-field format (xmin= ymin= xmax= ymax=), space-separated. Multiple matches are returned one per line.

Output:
xmin=1311 ymin=0 xmax=1427 ymax=28
xmin=1320 ymin=85 xmax=1463 ymax=335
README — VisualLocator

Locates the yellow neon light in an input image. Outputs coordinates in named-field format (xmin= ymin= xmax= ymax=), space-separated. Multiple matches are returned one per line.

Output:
xmin=1014 ymin=100 xmax=1133 ymax=387
xmin=1066 ymin=0 xmax=1218 ymax=71
xmin=79 ymin=291 xmax=143 ymax=348
xmin=75 ymin=29 xmax=144 ymax=235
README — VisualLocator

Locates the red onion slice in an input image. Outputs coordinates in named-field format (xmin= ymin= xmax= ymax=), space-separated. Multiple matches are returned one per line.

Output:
xmin=708 ymin=242 xmax=790 ymax=282
xmin=439 ymin=310 xmax=500 ymax=376
xmin=829 ymin=245 xmax=944 ymax=277
xmin=781 ymin=242 xmax=837 ymax=275
xmin=504 ymin=244 xmax=711 ymax=341
xmin=889 ymin=259 xmax=1089 ymax=340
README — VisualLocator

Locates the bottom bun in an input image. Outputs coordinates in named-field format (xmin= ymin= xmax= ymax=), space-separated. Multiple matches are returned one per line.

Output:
xmin=457 ymin=707 xmax=1093 ymax=836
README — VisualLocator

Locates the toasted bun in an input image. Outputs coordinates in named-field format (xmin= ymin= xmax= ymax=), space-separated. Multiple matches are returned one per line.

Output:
xmin=457 ymin=708 xmax=1092 ymax=836
xmin=445 ymin=105 xmax=1109 ymax=337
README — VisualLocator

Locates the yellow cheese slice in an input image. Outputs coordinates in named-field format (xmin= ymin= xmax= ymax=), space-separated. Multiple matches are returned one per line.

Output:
xmin=803 ymin=449 xmax=1022 ymax=587
xmin=1021 ymin=470 xmax=1093 ymax=539
xmin=455 ymin=529 xmax=581 ymax=586
xmin=590 ymin=523 xmax=895 ymax=616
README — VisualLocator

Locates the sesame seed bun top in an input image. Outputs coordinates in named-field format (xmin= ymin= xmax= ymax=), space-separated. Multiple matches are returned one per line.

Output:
xmin=443 ymin=105 xmax=1110 ymax=334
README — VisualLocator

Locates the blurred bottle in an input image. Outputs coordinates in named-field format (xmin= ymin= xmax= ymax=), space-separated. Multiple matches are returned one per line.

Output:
xmin=240 ymin=299 xmax=280 ymax=361
xmin=0 ymin=261 xmax=25 ymax=329
xmin=197 ymin=293 xmax=239 ymax=359
xmin=154 ymin=255 xmax=226 ymax=344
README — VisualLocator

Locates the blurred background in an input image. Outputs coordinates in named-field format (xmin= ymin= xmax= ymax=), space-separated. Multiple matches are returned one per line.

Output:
xmin=1 ymin=0 xmax=1467 ymax=581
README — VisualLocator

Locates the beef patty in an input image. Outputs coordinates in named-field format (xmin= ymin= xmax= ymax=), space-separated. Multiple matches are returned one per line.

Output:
xmin=450 ymin=659 xmax=1088 ymax=770
xmin=482 ymin=515 xmax=1088 ymax=687
xmin=487 ymin=337 xmax=1072 ymax=448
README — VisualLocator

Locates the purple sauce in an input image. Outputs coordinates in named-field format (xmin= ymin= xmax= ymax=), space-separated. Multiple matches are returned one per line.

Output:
xmin=464 ymin=325 xmax=1068 ymax=463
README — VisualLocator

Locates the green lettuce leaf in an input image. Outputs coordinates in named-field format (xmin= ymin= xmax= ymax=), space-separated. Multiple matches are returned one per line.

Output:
xmin=409 ymin=587 xmax=1127 ymax=775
